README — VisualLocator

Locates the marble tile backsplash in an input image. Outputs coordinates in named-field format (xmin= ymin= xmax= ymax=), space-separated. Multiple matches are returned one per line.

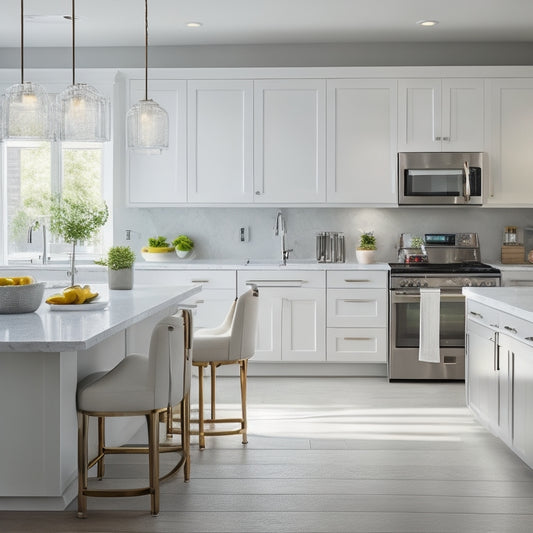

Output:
xmin=114 ymin=206 xmax=533 ymax=264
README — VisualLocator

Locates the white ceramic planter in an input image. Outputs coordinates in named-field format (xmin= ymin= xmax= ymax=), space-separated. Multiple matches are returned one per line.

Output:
xmin=355 ymin=249 xmax=376 ymax=264
xmin=108 ymin=268 xmax=134 ymax=290
xmin=176 ymin=249 xmax=191 ymax=258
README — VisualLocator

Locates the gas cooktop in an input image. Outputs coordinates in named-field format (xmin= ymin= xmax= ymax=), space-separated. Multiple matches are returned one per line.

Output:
xmin=389 ymin=262 xmax=501 ymax=275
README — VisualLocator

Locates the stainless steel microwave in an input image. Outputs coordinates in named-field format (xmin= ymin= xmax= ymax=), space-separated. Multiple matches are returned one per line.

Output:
xmin=398 ymin=152 xmax=485 ymax=206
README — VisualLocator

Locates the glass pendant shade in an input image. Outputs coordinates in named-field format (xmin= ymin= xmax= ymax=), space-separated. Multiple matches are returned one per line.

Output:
xmin=57 ymin=83 xmax=110 ymax=142
xmin=1 ymin=81 xmax=53 ymax=140
xmin=126 ymin=99 xmax=169 ymax=153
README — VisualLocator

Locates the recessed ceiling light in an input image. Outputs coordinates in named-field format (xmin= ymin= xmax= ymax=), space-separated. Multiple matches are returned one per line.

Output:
xmin=185 ymin=21 xmax=203 ymax=28
xmin=417 ymin=20 xmax=439 ymax=27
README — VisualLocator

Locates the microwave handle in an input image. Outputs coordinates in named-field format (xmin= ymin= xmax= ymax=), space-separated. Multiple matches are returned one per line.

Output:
xmin=463 ymin=160 xmax=471 ymax=203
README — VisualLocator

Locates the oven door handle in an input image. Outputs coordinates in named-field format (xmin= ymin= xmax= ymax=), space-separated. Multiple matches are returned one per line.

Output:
xmin=463 ymin=160 xmax=471 ymax=203
xmin=391 ymin=291 xmax=465 ymax=303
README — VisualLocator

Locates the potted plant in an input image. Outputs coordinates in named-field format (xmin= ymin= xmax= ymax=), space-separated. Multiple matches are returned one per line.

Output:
xmin=141 ymin=236 xmax=175 ymax=262
xmin=49 ymin=197 xmax=109 ymax=286
xmin=101 ymin=246 xmax=136 ymax=290
xmin=356 ymin=231 xmax=377 ymax=264
xmin=172 ymin=234 xmax=194 ymax=258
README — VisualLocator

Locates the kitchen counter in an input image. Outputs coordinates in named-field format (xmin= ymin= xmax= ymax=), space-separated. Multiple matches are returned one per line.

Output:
xmin=134 ymin=261 xmax=391 ymax=271
xmin=463 ymin=286 xmax=533 ymax=322
xmin=0 ymin=283 xmax=200 ymax=511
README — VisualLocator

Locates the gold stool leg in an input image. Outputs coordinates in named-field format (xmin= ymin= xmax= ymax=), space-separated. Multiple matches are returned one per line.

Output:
xmin=97 ymin=416 xmax=105 ymax=479
xmin=182 ymin=393 xmax=191 ymax=481
xmin=198 ymin=364 xmax=206 ymax=449
xmin=240 ymin=359 xmax=248 ymax=445
xmin=210 ymin=361 xmax=217 ymax=420
xmin=147 ymin=412 xmax=160 ymax=516
xmin=77 ymin=413 xmax=89 ymax=518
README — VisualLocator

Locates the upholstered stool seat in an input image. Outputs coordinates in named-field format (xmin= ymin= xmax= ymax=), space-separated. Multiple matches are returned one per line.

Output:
xmin=77 ymin=310 xmax=192 ymax=518
xmin=192 ymin=287 xmax=259 ymax=448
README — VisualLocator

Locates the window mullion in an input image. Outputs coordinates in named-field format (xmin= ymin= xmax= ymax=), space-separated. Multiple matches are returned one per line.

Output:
xmin=51 ymin=140 xmax=62 ymax=196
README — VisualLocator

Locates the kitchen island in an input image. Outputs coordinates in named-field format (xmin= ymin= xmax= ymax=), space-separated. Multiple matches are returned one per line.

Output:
xmin=463 ymin=287 xmax=533 ymax=470
xmin=0 ymin=283 xmax=200 ymax=511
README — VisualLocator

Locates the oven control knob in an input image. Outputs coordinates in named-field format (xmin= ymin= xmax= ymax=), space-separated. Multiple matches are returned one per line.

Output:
xmin=420 ymin=281 xmax=429 ymax=288
xmin=463 ymin=279 xmax=473 ymax=287
xmin=480 ymin=281 xmax=486 ymax=287
xmin=400 ymin=280 xmax=407 ymax=287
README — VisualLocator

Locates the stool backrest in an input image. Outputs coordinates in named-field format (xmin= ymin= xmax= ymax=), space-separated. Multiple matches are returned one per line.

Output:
xmin=229 ymin=288 xmax=259 ymax=360
xmin=149 ymin=314 xmax=185 ymax=409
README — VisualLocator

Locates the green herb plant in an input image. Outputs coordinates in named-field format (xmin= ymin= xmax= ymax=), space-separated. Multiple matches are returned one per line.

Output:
xmin=49 ymin=197 xmax=109 ymax=286
xmin=105 ymin=246 xmax=136 ymax=271
xmin=172 ymin=235 xmax=194 ymax=252
xmin=358 ymin=231 xmax=376 ymax=250
xmin=148 ymin=236 xmax=171 ymax=248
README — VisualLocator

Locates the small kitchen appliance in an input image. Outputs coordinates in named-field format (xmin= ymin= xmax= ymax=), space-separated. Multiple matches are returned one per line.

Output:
xmin=389 ymin=233 xmax=500 ymax=381
xmin=316 ymin=232 xmax=345 ymax=263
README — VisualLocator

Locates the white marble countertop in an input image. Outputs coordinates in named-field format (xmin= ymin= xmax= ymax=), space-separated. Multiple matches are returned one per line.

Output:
xmin=463 ymin=287 xmax=533 ymax=322
xmin=0 ymin=284 xmax=200 ymax=353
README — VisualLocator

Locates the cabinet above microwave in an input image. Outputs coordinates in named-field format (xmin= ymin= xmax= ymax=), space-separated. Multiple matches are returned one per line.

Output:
xmin=398 ymin=152 xmax=485 ymax=206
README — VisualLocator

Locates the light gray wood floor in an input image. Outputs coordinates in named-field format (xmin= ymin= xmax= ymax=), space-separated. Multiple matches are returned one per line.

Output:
xmin=2 ymin=376 xmax=533 ymax=532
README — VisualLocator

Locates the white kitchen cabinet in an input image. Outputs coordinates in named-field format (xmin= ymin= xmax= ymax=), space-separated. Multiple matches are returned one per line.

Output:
xmin=126 ymin=79 xmax=187 ymax=206
xmin=500 ymin=268 xmax=533 ymax=287
xmin=326 ymin=270 xmax=388 ymax=363
xmin=398 ymin=78 xmax=485 ymax=152
xmin=134 ymin=269 xmax=236 ymax=329
xmin=238 ymin=270 xmax=326 ymax=362
xmin=253 ymin=79 xmax=326 ymax=203
xmin=486 ymin=79 xmax=533 ymax=206
xmin=326 ymin=79 xmax=397 ymax=204
xmin=187 ymin=80 xmax=254 ymax=203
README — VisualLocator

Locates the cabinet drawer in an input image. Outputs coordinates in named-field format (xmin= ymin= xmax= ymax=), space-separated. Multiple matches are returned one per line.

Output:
xmin=238 ymin=270 xmax=325 ymax=291
xmin=135 ymin=269 xmax=236 ymax=290
xmin=327 ymin=270 xmax=387 ymax=288
xmin=498 ymin=312 xmax=533 ymax=344
xmin=466 ymin=300 xmax=500 ymax=329
xmin=327 ymin=327 xmax=387 ymax=363
xmin=327 ymin=288 xmax=387 ymax=327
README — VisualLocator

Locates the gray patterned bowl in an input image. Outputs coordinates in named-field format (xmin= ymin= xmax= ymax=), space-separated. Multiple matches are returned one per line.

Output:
xmin=0 ymin=282 xmax=46 ymax=314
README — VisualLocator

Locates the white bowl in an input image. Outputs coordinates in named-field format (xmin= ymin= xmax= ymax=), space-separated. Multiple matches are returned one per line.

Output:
xmin=141 ymin=251 xmax=177 ymax=263
xmin=0 ymin=282 xmax=46 ymax=314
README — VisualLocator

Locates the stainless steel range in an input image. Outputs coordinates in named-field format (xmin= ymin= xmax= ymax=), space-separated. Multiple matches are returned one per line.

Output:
xmin=389 ymin=233 xmax=501 ymax=381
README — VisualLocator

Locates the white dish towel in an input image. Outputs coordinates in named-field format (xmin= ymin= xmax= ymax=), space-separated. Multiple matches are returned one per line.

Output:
xmin=419 ymin=288 xmax=441 ymax=363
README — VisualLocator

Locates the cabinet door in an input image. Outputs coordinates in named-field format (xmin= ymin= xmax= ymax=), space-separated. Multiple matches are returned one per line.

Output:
xmin=466 ymin=320 xmax=499 ymax=431
xmin=398 ymin=79 xmax=441 ymax=152
xmin=254 ymin=79 xmax=326 ymax=203
xmin=326 ymin=79 xmax=397 ymax=204
xmin=127 ymin=80 xmax=187 ymax=206
xmin=253 ymin=290 xmax=283 ymax=362
xmin=187 ymin=80 xmax=253 ymax=203
xmin=281 ymin=288 xmax=326 ymax=362
xmin=442 ymin=79 xmax=485 ymax=151
xmin=486 ymin=79 xmax=533 ymax=206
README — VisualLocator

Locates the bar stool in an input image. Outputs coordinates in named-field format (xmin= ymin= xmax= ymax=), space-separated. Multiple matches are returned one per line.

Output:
xmin=76 ymin=309 xmax=192 ymax=518
xmin=192 ymin=287 xmax=259 ymax=449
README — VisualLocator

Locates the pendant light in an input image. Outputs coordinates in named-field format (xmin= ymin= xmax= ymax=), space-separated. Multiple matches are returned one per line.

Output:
xmin=1 ymin=0 xmax=52 ymax=141
xmin=57 ymin=0 xmax=110 ymax=142
xmin=126 ymin=0 xmax=169 ymax=153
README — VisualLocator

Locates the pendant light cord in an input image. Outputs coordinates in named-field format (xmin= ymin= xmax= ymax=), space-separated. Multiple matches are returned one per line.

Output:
xmin=144 ymin=0 xmax=149 ymax=101
xmin=20 ymin=0 xmax=24 ymax=83
xmin=71 ymin=0 xmax=76 ymax=85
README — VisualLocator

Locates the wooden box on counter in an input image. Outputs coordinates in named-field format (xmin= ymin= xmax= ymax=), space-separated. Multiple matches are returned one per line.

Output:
xmin=501 ymin=245 xmax=525 ymax=264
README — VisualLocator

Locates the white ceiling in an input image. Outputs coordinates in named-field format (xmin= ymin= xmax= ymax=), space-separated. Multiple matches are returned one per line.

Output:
xmin=0 ymin=0 xmax=532 ymax=48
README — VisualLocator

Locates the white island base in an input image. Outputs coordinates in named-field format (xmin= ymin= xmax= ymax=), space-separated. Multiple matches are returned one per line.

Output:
xmin=0 ymin=284 xmax=199 ymax=511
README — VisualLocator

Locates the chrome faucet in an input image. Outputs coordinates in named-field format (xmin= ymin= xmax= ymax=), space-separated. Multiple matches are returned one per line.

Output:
xmin=27 ymin=220 xmax=48 ymax=265
xmin=274 ymin=210 xmax=293 ymax=266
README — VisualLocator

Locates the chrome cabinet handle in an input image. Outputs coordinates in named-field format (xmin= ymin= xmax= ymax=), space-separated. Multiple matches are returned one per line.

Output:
xmin=191 ymin=279 xmax=210 ymax=283
xmin=504 ymin=326 xmax=518 ymax=334
xmin=344 ymin=279 xmax=371 ymax=283
xmin=343 ymin=299 xmax=373 ymax=303
xmin=469 ymin=311 xmax=483 ymax=319
xmin=464 ymin=160 xmax=471 ymax=203
xmin=434 ymin=136 xmax=441 ymax=141
xmin=344 ymin=337 xmax=372 ymax=341
xmin=490 ymin=323 xmax=499 ymax=328
xmin=255 ymin=191 xmax=261 ymax=195
xmin=442 ymin=136 xmax=450 ymax=141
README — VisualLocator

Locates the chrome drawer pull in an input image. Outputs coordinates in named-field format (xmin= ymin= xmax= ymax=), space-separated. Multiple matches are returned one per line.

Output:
xmin=504 ymin=326 xmax=518 ymax=334
xmin=344 ymin=279 xmax=371 ymax=283
xmin=490 ymin=323 xmax=499 ymax=328
xmin=343 ymin=299 xmax=373 ymax=303
xmin=191 ymin=279 xmax=210 ymax=283
xmin=195 ymin=299 xmax=205 ymax=304
xmin=344 ymin=337 xmax=372 ymax=341
xmin=469 ymin=311 xmax=483 ymax=319
xmin=525 ymin=337 xmax=533 ymax=342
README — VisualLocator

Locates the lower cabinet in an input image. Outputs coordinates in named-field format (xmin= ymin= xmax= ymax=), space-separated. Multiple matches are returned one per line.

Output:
xmin=237 ymin=270 xmax=326 ymax=362
xmin=465 ymin=299 xmax=533 ymax=468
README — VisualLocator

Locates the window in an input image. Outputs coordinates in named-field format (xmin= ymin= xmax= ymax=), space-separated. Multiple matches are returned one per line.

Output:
xmin=4 ymin=140 xmax=106 ymax=263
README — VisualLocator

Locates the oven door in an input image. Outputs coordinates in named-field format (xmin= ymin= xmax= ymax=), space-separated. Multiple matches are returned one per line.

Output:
xmin=389 ymin=289 xmax=466 ymax=380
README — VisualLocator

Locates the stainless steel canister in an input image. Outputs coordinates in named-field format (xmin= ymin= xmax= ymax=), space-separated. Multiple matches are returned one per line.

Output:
xmin=316 ymin=232 xmax=345 ymax=263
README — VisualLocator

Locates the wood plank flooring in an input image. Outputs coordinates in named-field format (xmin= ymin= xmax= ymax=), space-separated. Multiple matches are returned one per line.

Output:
xmin=2 ymin=376 xmax=533 ymax=532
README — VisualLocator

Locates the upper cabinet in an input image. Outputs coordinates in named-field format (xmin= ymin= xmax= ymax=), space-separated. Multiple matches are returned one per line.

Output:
xmin=486 ymin=79 xmax=533 ymax=206
xmin=253 ymin=79 xmax=326 ymax=203
xmin=187 ymin=80 xmax=254 ymax=203
xmin=326 ymin=79 xmax=397 ymax=204
xmin=398 ymin=78 xmax=485 ymax=152
xmin=126 ymin=79 xmax=187 ymax=206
